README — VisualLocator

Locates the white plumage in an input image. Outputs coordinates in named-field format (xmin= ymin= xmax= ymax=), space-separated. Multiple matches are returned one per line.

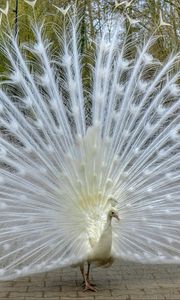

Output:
xmin=0 ymin=12 xmax=179 ymax=291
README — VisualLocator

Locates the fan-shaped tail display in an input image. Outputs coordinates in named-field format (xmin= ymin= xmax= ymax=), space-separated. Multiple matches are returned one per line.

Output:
xmin=0 ymin=16 xmax=179 ymax=280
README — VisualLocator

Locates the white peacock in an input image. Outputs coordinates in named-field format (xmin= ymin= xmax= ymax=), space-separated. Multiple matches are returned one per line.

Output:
xmin=0 ymin=9 xmax=179 ymax=292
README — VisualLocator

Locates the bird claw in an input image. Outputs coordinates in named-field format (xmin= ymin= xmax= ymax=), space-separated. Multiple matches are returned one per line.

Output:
xmin=83 ymin=282 xmax=97 ymax=292
xmin=89 ymin=283 xmax=96 ymax=287
xmin=82 ymin=280 xmax=96 ymax=287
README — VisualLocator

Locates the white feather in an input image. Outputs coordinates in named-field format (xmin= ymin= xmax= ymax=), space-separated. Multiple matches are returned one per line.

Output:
xmin=0 ymin=17 xmax=179 ymax=281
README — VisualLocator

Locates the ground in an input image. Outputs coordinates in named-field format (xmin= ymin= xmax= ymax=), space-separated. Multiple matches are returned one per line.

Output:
xmin=0 ymin=262 xmax=180 ymax=300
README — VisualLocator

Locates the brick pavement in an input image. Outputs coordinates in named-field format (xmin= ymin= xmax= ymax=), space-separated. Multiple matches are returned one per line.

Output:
xmin=0 ymin=262 xmax=180 ymax=300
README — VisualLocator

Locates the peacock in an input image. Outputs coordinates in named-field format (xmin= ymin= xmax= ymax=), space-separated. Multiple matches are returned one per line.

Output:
xmin=0 ymin=4 xmax=180 ymax=292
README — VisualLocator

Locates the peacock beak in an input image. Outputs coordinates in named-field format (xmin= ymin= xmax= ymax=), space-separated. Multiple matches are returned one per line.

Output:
xmin=113 ymin=213 xmax=120 ymax=221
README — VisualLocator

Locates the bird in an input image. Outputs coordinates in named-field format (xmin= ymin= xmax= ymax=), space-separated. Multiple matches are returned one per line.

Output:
xmin=78 ymin=196 xmax=119 ymax=291
xmin=0 ymin=9 xmax=179 ymax=292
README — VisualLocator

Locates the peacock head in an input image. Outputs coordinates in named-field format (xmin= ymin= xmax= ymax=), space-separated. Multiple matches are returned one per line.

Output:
xmin=106 ymin=197 xmax=119 ymax=221
xmin=108 ymin=208 xmax=120 ymax=221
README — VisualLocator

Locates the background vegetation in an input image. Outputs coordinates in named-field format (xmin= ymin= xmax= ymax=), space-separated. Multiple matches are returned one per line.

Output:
xmin=0 ymin=0 xmax=179 ymax=73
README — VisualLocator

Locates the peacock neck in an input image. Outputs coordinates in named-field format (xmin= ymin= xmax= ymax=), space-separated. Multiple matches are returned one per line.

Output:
xmin=104 ymin=215 xmax=112 ymax=231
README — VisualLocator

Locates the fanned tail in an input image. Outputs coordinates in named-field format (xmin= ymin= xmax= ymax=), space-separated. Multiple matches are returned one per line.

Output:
xmin=91 ymin=22 xmax=180 ymax=262
xmin=0 ymin=16 xmax=179 ymax=281
xmin=0 ymin=19 xmax=90 ymax=280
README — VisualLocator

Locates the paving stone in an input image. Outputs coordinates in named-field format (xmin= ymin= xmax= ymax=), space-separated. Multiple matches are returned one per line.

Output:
xmin=44 ymin=292 xmax=63 ymax=298
xmin=0 ymin=286 xmax=27 ymax=292
xmin=0 ymin=282 xmax=14 ymax=287
xmin=61 ymin=285 xmax=79 ymax=291
xmin=61 ymin=298 xmax=94 ymax=300
xmin=112 ymin=288 xmax=144 ymax=296
xmin=14 ymin=281 xmax=45 ymax=287
xmin=165 ymin=296 xmax=180 ymax=300
xmin=45 ymin=280 xmax=61 ymax=287
xmin=9 ymin=291 xmax=43 ymax=297
xmin=78 ymin=289 xmax=111 ymax=297
xmin=131 ymin=295 xmax=165 ymax=300
xmin=28 ymin=286 xmax=60 ymax=292
xmin=8 ymin=293 xmax=26 ymax=299
xmin=96 ymin=298 xmax=130 ymax=300
xmin=25 ymin=299 xmax=60 ymax=300
xmin=0 ymin=293 xmax=9 ymax=298
xmin=60 ymin=291 xmax=79 ymax=297
xmin=0 ymin=262 xmax=180 ymax=299
xmin=9 ymin=298 xmax=25 ymax=300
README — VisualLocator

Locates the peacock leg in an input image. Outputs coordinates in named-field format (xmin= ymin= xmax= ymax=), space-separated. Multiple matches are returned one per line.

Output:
xmin=80 ymin=264 xmax=86 ymax=286
xmin=80 ymin=264 xmax=96 ymax=292
xmin=86 ymin=262 xmax=90 ymax=281
xmin=86 ymin=262 xmax=96 ymax=286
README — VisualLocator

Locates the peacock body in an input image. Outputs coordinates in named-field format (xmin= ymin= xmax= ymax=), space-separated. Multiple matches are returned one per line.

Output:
xmin=0 ymin=11 xmax=180 ymax=286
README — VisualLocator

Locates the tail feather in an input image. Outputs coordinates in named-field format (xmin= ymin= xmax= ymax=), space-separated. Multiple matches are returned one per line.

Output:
xmin=0 ymin=16 xmax=179 ymax=280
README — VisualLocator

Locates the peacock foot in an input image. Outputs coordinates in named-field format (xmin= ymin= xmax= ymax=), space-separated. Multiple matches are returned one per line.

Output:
xmin=82 ymin=280 xmax=96 ymax=287
xmin=83 ymin=281 xmax=97 ymax=292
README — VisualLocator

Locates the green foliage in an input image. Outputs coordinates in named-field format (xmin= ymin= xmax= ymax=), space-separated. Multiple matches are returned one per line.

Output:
xmin=0 ymin=0 xmax=179 ymax=73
